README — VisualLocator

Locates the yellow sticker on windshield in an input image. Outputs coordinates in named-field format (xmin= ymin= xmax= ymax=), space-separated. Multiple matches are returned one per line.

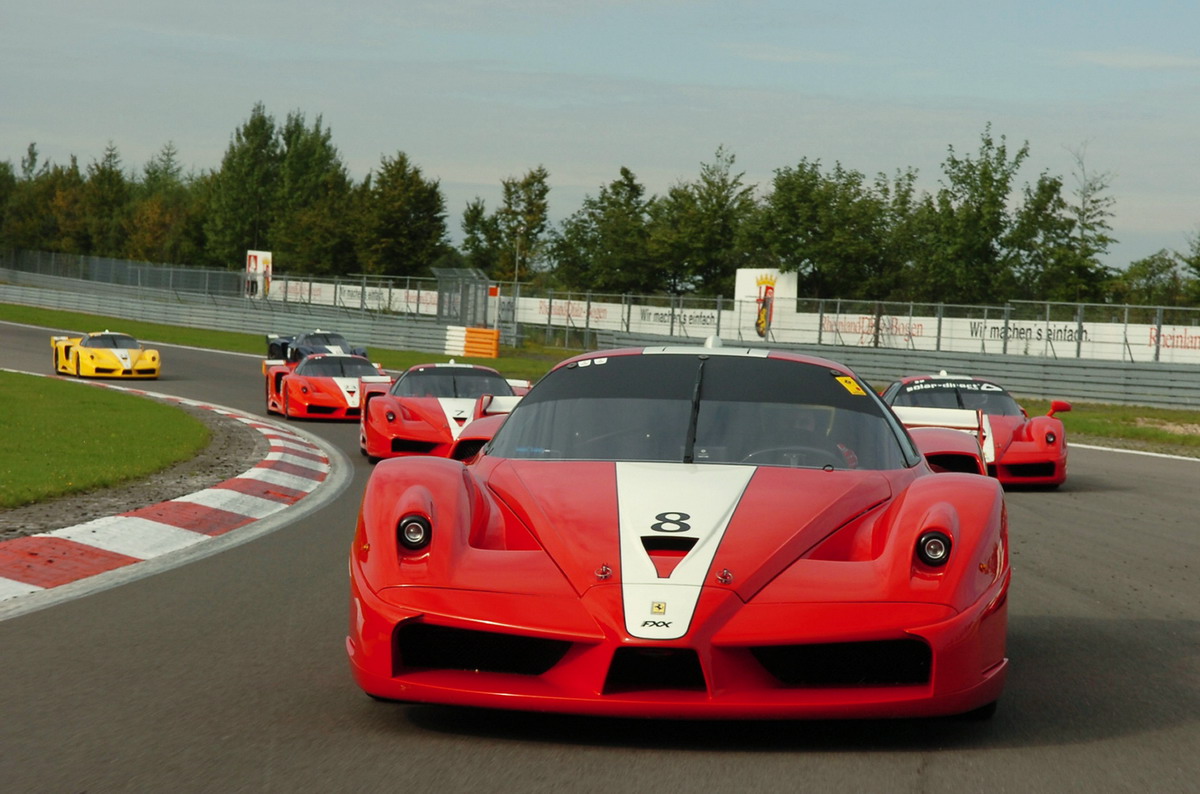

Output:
xmin=836 ymin=376 xmax=866 ymax=396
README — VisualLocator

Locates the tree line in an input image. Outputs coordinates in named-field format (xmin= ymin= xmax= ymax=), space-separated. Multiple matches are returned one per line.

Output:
xmin=2 ymin=104 xmax=1198 ymax=307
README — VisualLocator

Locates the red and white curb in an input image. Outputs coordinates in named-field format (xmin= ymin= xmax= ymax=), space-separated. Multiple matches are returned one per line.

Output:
xmin=0 ymin=381 xmax=333 ymax=604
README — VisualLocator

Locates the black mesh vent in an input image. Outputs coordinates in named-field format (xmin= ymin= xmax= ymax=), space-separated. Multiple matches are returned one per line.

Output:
xmin=395 ymin=623 xmax=571 ymax=676
xmin=450 ymin=439 xmax=486 ymax=461
xmin=751 ymin=639 xmax=931 ymax=686
xmin=603 ymin=647 xmax=706 ymax=694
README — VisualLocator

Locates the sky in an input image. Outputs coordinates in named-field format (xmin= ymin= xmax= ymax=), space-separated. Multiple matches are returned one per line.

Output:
xmin=3 ymin=1 xmax=1199 ymax=270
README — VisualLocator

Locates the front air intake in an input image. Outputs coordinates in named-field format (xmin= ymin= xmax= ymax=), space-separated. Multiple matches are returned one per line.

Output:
xmin=603 ymin=647 xmax=706 ymax=694
xmin=394 ymin=623 xmax=571 ymax=676
xmin=751 ymin=639 xmax=931 ymax=686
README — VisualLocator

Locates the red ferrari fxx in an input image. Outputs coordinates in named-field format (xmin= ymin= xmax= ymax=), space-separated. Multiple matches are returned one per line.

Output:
xmin=265 ymin=354 xmax=388 ymax=420
xmin=348 ymin=341 xmax=1010 ymax=719
xmin=882 ymin=373 xmax=1070 ymax=487
xmin=359 ymin=362 xmax=521 ymax=462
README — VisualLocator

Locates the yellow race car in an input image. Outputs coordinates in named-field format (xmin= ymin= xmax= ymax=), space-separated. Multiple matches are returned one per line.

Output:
xmin=51 ymin=330 xmax=161 ymax=379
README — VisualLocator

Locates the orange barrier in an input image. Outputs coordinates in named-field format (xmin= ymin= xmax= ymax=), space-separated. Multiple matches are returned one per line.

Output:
xmin=463 ymin=327 xmax=500 ymax=359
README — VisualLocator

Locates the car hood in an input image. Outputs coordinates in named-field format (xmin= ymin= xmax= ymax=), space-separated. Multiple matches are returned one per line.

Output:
xmin=396 ymin=397 xmax=480 ymax=439
xmin=89 ymin=347 xmax=144 ymax=365
xmin=300 ymin=376 xmax=361 ymax=406
xmin=486 ymin=460 xmax=893 ymax=641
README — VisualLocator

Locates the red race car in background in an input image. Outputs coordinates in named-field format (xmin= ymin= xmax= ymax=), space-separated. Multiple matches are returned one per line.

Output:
xmin=881 ymin=372 xmax=1071 ymax=487
xmin=348 ymin=340 xmax=1010 ymax=719
xmin=359 ymin=362 xmax=521 ymax=462
xmin=264 ymin=353 xmax=389 ymax=420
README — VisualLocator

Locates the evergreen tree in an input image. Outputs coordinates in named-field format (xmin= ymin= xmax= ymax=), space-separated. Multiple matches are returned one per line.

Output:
xmin=82 ymin=143 xmax=130 ymax=257
xmin=356 ymin=151 xmax=448 ymax=276
xmin=549 ymin=167 xmax=654 ymax=293
xmin=461 ymin=197 xmax=503 ymax=276
xmin=205 ymin=103 xmax=281 ymax=267
xmin=270 ymin=112 xmax=356 ymax=275
xmin=496 ymin=166 xmax=551 ymax=284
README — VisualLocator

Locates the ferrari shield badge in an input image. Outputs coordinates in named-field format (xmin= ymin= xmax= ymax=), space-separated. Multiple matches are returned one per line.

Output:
xmin=651 ymin=601 xmax=667 ymax=615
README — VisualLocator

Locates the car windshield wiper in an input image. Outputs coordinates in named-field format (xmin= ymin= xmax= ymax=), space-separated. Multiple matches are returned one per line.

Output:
xmin=682 ymin=357 xmax=707 ymax=463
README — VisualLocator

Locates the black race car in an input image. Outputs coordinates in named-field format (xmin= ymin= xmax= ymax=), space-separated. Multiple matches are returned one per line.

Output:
xmin=266 ymin=329 xmax=367 ymax=363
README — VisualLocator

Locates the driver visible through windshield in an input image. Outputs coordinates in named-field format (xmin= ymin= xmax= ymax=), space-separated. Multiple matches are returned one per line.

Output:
xmin=488 ymin=353 xmax=916 ymax=471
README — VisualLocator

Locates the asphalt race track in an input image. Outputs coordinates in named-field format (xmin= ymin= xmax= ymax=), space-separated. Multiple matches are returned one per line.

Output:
xmin=1 ymin=319 xmax=1197 ymax=793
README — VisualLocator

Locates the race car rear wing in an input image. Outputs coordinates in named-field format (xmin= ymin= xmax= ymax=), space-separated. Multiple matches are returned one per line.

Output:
xmin=891 ymin=405 xmax=995 ymax=464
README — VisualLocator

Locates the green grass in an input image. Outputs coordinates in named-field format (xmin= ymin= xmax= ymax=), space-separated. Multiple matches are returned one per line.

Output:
xmin=0 ymin=371 xmax=210 ymax=509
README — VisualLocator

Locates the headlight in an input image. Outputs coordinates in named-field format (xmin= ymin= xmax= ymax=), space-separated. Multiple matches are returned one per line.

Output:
xmin=385 ymin=411 xmax=396 ymax=422
xmin=398 ymin=515 xmax=431 ymax=550
xmin=916 ymin=531 xmax=952 ymax=567
xmin=1045 ymin=431 xmax=1057 ymax=444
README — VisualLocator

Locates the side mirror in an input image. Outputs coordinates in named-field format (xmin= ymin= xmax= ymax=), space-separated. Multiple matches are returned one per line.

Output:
xmin=1048 ymin=400 xmax=1072 ymax=417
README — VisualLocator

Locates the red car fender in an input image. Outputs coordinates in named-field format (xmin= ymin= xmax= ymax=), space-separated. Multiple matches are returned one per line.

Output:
xmin=370 ymin=393 xmax=454 ymax=432
xmin=263 ymin=362 xmax=293 ymax=412
xmin=354 ymin=457 xmax=484 ymax=590
xmin=762 ymin=472 xmax=1006 ymax=612
xmin=1017 ymin=414 xmax=1067 ymax=447
xmin=879 ymin=473 xmax=1007 ymax=610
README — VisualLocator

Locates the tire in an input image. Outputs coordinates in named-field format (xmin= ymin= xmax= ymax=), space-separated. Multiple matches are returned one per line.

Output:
xmin=360 ymin=431 xmax=380 ymax=463
xmin=283 ymin=392 xmax=293 ymax=419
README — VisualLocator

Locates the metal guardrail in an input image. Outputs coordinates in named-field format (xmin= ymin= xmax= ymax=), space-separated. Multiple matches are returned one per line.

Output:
xmin=0 ymin=271 xmax=455 ymax=357
xmin=598 ymin=331 xmax=1200 ymax=409
xmin=4 ymin=266 xmax=1199 ymax=408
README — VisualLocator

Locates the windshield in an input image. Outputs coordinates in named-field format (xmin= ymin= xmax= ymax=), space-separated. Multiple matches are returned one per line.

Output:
xmin=295 ymin=357 xmax=379 ymax=378
xmin=300 ymin=333 xmax=350 ymax=348
xmin=489 ymin=353 xmax=916 ymax=470
xmin=83 ymin=334 xmax=139 ymax=349
xmin=390 ymin=369 xmax=514 ymax=399
xmin=891 ymin=380 xmax=1023 ymax=416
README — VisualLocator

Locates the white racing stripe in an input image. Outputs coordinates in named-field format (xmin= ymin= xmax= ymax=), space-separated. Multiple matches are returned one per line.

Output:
xmin=616 ymin=462 xmax=755 ymax=640
xmin=332 ymin=377 xmax=361 ymax=407
xmin=437 ymin=398 xmax=479 ymax=439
